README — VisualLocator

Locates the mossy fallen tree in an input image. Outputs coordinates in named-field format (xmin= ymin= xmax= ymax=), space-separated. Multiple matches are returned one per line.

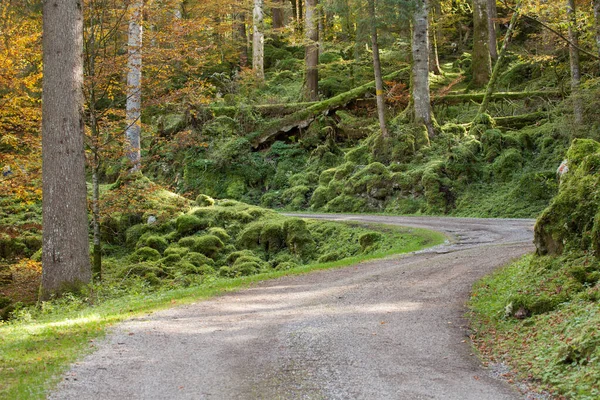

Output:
xmin=206 ymin=102 xmax=319 ymax=118
xmin=494 ymin=112 xmax=549 ymax=128
xmin=250 ymin=68 xmax=410 ymax=148
xmin=433 ymin=90 xmax=562 ymax=106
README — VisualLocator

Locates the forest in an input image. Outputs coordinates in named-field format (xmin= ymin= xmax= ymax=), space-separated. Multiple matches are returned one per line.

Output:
xmin=1 ymin=0 xmax=600 ymax=398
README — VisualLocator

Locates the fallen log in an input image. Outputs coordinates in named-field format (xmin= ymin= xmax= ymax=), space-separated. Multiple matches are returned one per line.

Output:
xmin=249 ymin=68 xmax=410 ymax=148
xmin=494 ymin=112 xmax=549 ymax=129
xmin=433 ymin=90 xmax=562 ymax=106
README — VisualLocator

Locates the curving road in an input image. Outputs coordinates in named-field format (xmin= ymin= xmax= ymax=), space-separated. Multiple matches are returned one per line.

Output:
xmin=50 ymin=215 xmax=535 ymax=400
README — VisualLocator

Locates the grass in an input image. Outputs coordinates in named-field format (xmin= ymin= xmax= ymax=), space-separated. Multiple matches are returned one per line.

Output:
xmin=0 ymin=222 xmax=445 ymax=400
xmin=469 ymin=255 xmax=600 ymax=399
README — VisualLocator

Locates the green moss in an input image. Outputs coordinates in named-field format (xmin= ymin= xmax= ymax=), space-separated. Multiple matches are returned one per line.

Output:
xmin=196 ymin=194 xmax=215 ymax=207
xmin=137 ymin=235 xmax=169 ymax=254
xmin=184 ymin=252 xmax=215 ymax=267
xmin=207 ymin=227 xmax=230 ymax=242
xmin=492 ymin=149 xmax=523 ymax=181
xmin=130 ymin=247 xmax=162 ymax=262
xmin=163 ymin=245 xmax=189 ymax=257
xmin=283 ymin=218 xmax=315 ymax=258
xmin=318 ymin=169 xmax=336 ymax=186
xmin=178 ymin=235 xmax=224 ymax=258
xmin=176 ymin=214 xmax=209 ymax=236
xmin=359 ymin=232 xmax=383 ymax=251
xmin=318 ymin=251 xmax=343 ymax=263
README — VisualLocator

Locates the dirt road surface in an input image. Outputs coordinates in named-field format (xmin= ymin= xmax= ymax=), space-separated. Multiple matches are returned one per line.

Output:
xmin=50 ymin=215 xmax=535 ymax=400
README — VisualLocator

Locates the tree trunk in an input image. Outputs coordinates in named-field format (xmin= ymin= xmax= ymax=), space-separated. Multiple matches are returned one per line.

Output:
xmin=368 ymin=0 xmax=388 ymax=137
xmin=472 ymin=0 xmax=491 ymax=87
xmin=272 ymin=0 xmax=285 ymax=29
xmin=235 ymin=13 xmax=248 ymax=68
xmin=253 ymin=0 xmax=265 ymax=80
xmin=488 ymin=0 xmax=498 ymax=61
xmin=411 ymin=0 xmax=435 ymax=138
xmin=305 ymin=0 xmax=319 ymax=101
xmin=126 ymin=0 xmax=143 ymax=172
xmin=41 ymin=0 xmax=91 ymax=299
xmin=567 ymin=0 xmax=583 ymax=124
xmin=594 ymin=0 xmax=600 ymax=59
xmin=478 ymin=3 xmax=520 ymax=115
xmin=429 ymin=6 xmax=442 ymax=75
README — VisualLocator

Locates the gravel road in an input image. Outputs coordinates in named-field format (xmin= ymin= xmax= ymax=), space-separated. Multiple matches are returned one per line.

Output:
xmin=50 ymin=215 xmax=535 ymax=400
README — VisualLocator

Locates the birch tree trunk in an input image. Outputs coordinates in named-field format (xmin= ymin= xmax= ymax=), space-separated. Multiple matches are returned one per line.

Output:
xmin=567 ymin=0 xmax=583 ymax=124
xmin=472 ymin=0 xmax=491 ymax=87
xmin=368 ymin=0 xmax=388 ymax=137
xmin=126 ymin=0 xmax=143 ymax=171
xmin=305 ymin=0 xmax=319 ymax=101
xmin=41 ymin=0 xmax=91 ymax=299
xmin=488 ymin=0 xmax=498 ymax=61
xmin=253 ymin=0 xmax=265 ymax=80
xmin=411 ymin=0 xmax=435 ymax=138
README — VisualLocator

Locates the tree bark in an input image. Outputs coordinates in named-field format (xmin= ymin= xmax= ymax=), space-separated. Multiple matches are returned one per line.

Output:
xmin=368 ymin=0 xmax=388 ymax=137
xmin=235 ymin=12 xmax=248 ymax=68
xmin=429 ymin=4 xmax=442 ymax=75
xmin=472 ymin=0 xmax=491 ymax=87
xmin=272 ymin=0 xmax=285 ymax=29
xmin=411 ymin=0 xmax=435 ymax=138
xmin=567 ymin=0 xmax=582 ymax=124
xmin=305 ymin=0 xmax=319 ymax=101
xmin=253 ymin=0 xmax=265 ymax=80
xmin=488 ymin=0 xmax=498 ymax=61
xmin=594 ymin=0 xmax=600 ymax=59
xmin=126 ymin=0 xmax=143 ymax=171
xmin=478 ymin=3 xmax=520 ymax=115
xmin=41 ymin=0 xmax=91 ymax=299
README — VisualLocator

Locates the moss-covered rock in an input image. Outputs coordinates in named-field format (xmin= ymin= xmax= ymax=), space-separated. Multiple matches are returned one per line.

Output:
xmin=196 ymin=194 xmax=215 ymax=207
xmin=176 ymin=214 xmax=209 ymax=236
xmin=178 ymin=235 xmax=224 ymax=258
xmin=535 ymin=139 xmax=600 ymax=256
xmin=130 ymin=247 xmax=162 ymax=262
xmin=137 ymin=235 xmax=169 ymax=254
xmin=359 ymin=232 xmax=383 ymax=251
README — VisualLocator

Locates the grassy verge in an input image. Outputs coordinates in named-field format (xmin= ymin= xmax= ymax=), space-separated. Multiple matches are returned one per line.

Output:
xmin=469 ymin=255 xmax=600 ymax=399
xmin=0 ymin=223 xmax=444 ymax=400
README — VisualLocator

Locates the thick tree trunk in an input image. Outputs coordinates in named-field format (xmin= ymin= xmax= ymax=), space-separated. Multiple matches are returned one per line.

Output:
xmin=253 ymin=0 xmax=265 ymax=80
xmin=429 ymin=5 xmax=442 ymax=75
xmin=41 ymin=0 xmax=91 ymax=299
xmin=472 ymin=0 xmax=491 ymax=87
xmin=567 ymin=0 xmax=582 ymax=124
xmin=272 ymin=0 xmax=285 ymax=29
xmin=411 ymin=0 xmax=435 ymax=138
xmin=488 ymin=0 xmax=498 ymax=61
xmin=126 ymin=0 xmax=143 ymax=171
xmin=368 ymin=0 xmax=388 ymax=137
xmin=305 ymin=0 xmax=319 ymax=101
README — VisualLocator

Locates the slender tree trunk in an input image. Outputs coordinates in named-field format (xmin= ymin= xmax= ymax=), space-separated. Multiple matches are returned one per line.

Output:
xmin=41 ymin=0 xmax=91 ymax=299
xmin=594 ymin=0 xmax=600 ymax=58
xmin=126 ymin=0 xmax=143 ymax=171
xmin=318 ymin=5 xmax=324 ymax=55
xmin=253 ymin=0 xmax=265 ymax=80
xmin=429 ymin=6 xmax=442 ymax=75
xmin=291 ymin=0 xmax=297 ymax=23
xmin=272 ymin=0 xmax=285 ymax=29
xmin=411 ymin=0 xmax=435 ymax=138
xmin=305 ymin=0 xmax=319 ymax=101
xmin=472 ymin=0 xmax=491 ymax=87
xmin=478 ymin=4 xmax=520 ymax=115
xmin=488 ymin=0 xmax=498 ymax=61
xmin=567 ymin=0 xmax=583 ymax=124
xmin=235 ymin=13 xmax=248 ymax=67
xmin=368 ymin=0 xmax=388 ymax=137
xmin=86 ymin=7 xmax=102 ymax=281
